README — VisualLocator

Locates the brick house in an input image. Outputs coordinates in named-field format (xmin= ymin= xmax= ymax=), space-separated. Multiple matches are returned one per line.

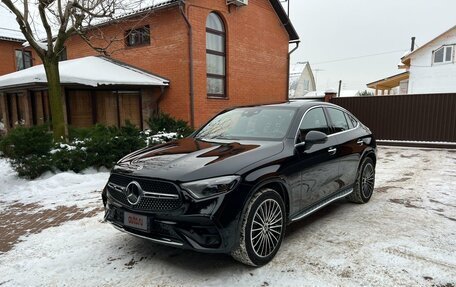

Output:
xmin=0 ymin=0 xmax=299 ymax=130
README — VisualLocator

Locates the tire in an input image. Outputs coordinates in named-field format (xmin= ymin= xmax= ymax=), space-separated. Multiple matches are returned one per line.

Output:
xmin=231 ymin=188 xmax=286 ymax=266
xmin=346 ymin=157 xmax=375 ymax=204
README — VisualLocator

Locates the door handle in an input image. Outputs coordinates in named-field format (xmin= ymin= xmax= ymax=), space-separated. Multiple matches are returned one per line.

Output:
xmin=328 ymin=147 xmax=337 ymax=155
xmin=357 ymin=139 xmax=364 ymax=146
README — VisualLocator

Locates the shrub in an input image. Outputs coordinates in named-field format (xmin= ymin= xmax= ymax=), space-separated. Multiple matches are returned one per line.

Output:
xmin=51 ymin=143 xmax=88 ymax=173
xmin=13 ymin=154 xmax=54 ymax=179
xmin=78 ymin=122 xmax=146 ymax=169
xmin=0 ymin=125 xmax=53 ymax=159
xmin=146 ymin=112 xmax=193 ymax=137
xmin=0 ymin=125 xmax=54 ymax=179
xmin=0 ymin=117 xmax=186 ymax=178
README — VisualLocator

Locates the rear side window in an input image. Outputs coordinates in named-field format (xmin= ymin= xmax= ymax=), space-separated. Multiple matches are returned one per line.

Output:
xmin=326 ymin=108 xmax=349 ymax=133
xmin=298 ymin=108 xmax=331 ymax=141
xmin=345 ymin=113 xmax=354 ymax=129
xmin=348 ymin=114 xmax=358 ymax=128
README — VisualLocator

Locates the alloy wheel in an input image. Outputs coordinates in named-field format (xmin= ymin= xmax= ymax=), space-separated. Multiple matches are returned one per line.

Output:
xmin=250 ymin=199 xmax=283 ymax=258
xmin=361 ymin=163 xmax=375 ymax=198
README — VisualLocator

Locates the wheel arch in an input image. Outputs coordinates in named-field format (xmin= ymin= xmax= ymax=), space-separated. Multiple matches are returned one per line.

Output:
xmin=241 ymin=177 xmax=291 ymax=225
xmin=360 ymin=148 xmax=377 ymax=169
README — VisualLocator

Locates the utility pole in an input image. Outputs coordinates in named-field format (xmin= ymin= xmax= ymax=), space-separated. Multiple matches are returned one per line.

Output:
xmin=338 ymin=80 xmax=342 ymax=97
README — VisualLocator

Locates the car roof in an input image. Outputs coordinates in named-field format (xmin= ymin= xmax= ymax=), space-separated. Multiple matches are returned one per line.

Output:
xmin=263 ymin=100 xmax=337 ymax=110
xmin=223 ymin=100 xmax=341 ymax=114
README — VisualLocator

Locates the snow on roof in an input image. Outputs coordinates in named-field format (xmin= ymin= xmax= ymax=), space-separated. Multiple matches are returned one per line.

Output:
xmin=290 ymin=62 xmax=309 ymax=75
xmin=0 ymin=56 xmax=169 ymax=89
xmin=0 ymin=6 xmax=25 ymax=41
xmin=289 ymin=62 xmax=310 ymax=90
xmin=93 ymin=0 xmax=180 ymax=27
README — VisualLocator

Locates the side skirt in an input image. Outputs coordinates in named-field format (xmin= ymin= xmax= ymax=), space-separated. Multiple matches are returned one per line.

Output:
xmin=290 ymin=188 xmax=353 ymax=222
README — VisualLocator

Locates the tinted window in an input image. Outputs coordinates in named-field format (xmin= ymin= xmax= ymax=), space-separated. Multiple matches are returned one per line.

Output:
xmin=327 ymin=108 xmax=349 ymax=133
xmin=345 ymin=113 xmax=354 ymax=129
xmin=298 ymin=108 xmax=330 ymax=141
xmin=196 ymin=107 xmax=296 ymax=141
xmin=348 ymin=114 xmax=358 ymax=128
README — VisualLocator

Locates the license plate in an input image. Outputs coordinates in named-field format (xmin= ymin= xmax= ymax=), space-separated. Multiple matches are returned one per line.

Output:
xmin=123 ymin=211 xmax=148 ymax=232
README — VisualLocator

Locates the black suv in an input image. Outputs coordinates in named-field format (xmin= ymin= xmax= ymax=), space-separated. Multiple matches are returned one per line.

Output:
xmin=102 ymin=101 xmax=376 ymax=266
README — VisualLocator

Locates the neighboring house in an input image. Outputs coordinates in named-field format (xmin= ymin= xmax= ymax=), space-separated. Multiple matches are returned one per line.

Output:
xmin=0 ymin=56 xmax=168 ymax=129
xmin=0 ymin=8 xmax=36 ymax=76
xmin=0 ymin=7 xmax=36 ymax=130
xmin=368 ymin=25 xmax=456 ymax=95
xmin=0 ymin=0 xmax=299 ymax=131
xmin=289 ymin=62 xmax=316 ymax=98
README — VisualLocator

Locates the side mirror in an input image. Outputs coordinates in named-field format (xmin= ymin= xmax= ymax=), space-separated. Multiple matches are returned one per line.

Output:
xmin=305 ymin=130 xmax=328 ymax=144
xmin=295 ymin=130 xmax=328 ymax=150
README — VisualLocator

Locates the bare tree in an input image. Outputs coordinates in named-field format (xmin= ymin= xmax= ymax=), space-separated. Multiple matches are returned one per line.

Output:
xmin=0 ymin=0 xmax=156 ymax=140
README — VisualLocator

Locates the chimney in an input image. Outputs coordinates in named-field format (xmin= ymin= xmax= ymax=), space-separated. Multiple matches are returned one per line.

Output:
xmin=411 ymin=37 xmax=416 ymax=52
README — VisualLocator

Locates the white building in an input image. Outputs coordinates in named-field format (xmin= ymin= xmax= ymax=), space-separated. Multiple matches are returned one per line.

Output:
xmin=368 ymin=25 xmax=456 ymax=95
xmin=289 ymin=62 xmax=316 ymax=98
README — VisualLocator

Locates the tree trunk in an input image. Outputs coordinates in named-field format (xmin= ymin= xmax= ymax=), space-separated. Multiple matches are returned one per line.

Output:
xmin=43 ymin=58 xmax=66 ymax=141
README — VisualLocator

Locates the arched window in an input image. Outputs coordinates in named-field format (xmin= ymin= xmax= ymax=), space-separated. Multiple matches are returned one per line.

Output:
xmin=206 ymin=13 xmax=226 ymax=98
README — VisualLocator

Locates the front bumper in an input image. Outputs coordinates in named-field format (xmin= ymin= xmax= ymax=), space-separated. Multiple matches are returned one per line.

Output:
xmin=103 ymin=181 xmax=250 ymax=253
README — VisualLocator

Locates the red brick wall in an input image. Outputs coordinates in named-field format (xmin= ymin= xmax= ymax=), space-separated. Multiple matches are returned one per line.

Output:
xmin=187 ymin=0 xmax=290 ymax=126
xmin=65 ymin=0 xmax=290 ymax=128
xmin=65 ymin=7 xmax=190 ymax=124
xmin=0 ymin=40 xmax=36 ymax=76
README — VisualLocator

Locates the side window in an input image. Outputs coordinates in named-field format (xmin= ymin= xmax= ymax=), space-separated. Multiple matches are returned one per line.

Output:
xmin=298 ymin=108 xmax=330 ymax=141
xmin=327 ymin=108 xmax=349 ymax=133
xmin=348 ymin=114 xmax=358 ymax=128
xmin=345 ymin=113 xmax=354 ymax=129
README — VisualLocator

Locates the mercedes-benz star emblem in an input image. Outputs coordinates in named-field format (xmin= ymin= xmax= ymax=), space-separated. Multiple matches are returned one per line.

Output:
xmin=125 ymin=181 xmax=143 ymax=205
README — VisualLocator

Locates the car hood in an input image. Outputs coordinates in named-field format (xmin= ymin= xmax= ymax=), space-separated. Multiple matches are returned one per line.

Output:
xmin=112 ymin=138 xmax=284 ymax=182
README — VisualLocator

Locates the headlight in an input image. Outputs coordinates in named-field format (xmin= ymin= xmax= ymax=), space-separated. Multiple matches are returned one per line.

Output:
xmin=181 ymin=175 xmax=241 ymax=199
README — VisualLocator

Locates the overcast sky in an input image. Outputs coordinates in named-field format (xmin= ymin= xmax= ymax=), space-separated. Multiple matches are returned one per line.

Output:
xmin=284 ymin=0 xmax=456 ymax=91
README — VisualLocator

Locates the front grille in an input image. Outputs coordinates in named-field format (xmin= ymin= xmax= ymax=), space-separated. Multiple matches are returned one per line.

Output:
xmin=107 ymin=174 xmax=183 ymax=212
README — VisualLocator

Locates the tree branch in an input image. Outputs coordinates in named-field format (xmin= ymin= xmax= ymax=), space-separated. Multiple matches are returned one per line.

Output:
xmin=1 ymin=0 xmax=46 ymax=58
xmin=37 ymin=0 xmax=54 ymax=55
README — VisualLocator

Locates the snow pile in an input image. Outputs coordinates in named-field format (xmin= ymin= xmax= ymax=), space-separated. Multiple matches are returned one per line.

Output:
xmin=142 ymin=130 xmax=179 ymax=146
xmin=0 ymin=159 xmax=109 ymax=211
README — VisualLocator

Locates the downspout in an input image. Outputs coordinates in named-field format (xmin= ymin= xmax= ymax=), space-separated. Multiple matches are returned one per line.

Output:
xmin=287 ymin=40 xmax=300 ymax=100
xmin=156 ymin=86 xmax=165 ymax=114
xmin=179 ymin=2 xmax=195 ymax=128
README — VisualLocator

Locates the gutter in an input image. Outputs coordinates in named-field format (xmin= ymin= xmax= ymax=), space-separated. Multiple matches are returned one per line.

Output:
xmin=287 ymin=40 xmax=300 ymax=100
xmin=179 ymin=2 xmax=195 ymax=128
xmin=156 ymin=86 xmax=166 ymax=114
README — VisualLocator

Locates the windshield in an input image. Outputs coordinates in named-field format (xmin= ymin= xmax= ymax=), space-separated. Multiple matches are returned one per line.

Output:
xmin=195 ymin=107 xmax=296 ymax=141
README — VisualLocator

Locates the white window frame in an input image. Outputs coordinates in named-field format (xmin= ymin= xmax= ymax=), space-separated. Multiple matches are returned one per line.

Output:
xmin=433 ymin=45 xmax=454 ymax=65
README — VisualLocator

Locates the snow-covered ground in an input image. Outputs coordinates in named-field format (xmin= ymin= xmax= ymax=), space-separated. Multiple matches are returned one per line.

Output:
xmin=0 ymin=159 xmax=109 ymax=212
xmin=0 ymin=147 xmax=455 ymax=287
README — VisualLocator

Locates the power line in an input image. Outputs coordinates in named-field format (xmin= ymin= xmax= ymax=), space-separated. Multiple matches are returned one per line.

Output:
xmin=312 ymin=49 xmax=406 ymax=65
